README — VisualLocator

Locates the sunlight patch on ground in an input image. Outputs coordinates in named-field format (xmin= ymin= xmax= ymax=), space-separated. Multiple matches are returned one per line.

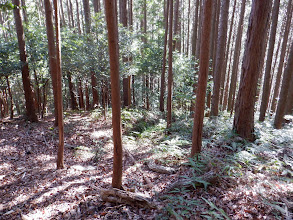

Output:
xmin=22 ymin=202 xmax=76 ymax=220
xmin=91 ymin=130 xmax=111 ymax=139
xmin=35 ymin=154 xmax=54 ymax=162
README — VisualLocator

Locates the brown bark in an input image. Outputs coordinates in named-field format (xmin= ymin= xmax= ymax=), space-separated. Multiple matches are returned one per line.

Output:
xmin=186 ymin=0 xmax=190 ymax=56
xmin=67 ymin=72 xmax=78 ymax=110
xmin=191 ymin=0 xmax=213 ymax=157
xmin=219 ymin=0 xmax=236 ymax=108
xmin=91 ymin=72 xmax=99 ymax=108
xmin=5 ymin=76 xmax=13 ymax=119
xmin=167 ymin=0 xmax=174 ymax=129
xmin=227 ymin=0 xmax=246 ymax=112
xmin=82 ymin=0 xmax=91 ymax=33
xmin=270 ymin=0 xmax=292 ymax=113
xmin=159 ymin=0 xmax=169 ymax=112
xmin=274 ymin=42 xmax=293 ymax=128
xmin=259 ymin=0 xmax=280 ymax=121
xmin=105 ymin=0 xmax=123 ymax=189
xmin=75 ymin=0 xmax=82 ymax=34
xmin=195 ymin=0 xmax=202 ymax=59
xmin=78 ymin=79 xmax=85 ymax=109
xmin=210 ymin=0 xmax=230 ymax=117
xmin=120 ymin=0 xmax=131 ymax=107
xmin=52 ymin=0 xmax=65 ymax=169
xmin=44 ymin=0 xmax=59 ymax=126
xmin=233 ymin=0 xmax=271 ymax=141
xmin=13 ymin=0 xmax=38 ymax=122
xmin=191 ymin=0 xmax=199 ymax=57
xmin=285 ymin=76 xmax=293 ymax=114
xmin=85 ymin=84 xmax=90 ymax=110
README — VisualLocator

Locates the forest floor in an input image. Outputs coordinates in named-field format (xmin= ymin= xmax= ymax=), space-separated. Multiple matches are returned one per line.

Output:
xmin=0 ymin=109 xmax=292 ymax=220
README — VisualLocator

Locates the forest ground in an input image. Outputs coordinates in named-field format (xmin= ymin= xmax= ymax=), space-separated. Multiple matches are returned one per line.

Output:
xmin=0 ymin=109 xmax=292 ymax=220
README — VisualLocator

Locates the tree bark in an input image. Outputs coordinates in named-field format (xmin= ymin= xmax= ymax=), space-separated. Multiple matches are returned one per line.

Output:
xmin=191 ymin=0 xmax=199 ymax=57
xmin=67 ymin=72 xmax=78 ymax=110
xmin=167 ymin=0 xmax=174 ymax=129
xmin=233 ymin=0 xmax=271 ymax=141
xmin=52 ymin=0 xmax=65 ymax=169
xmin=44 ymin=0 xmax=59 ymax=126
xmin=274 ymin=42 xmax=293 ymax=128
xmin=270 ymin=0 xmax=292 ymax=114
xmin=210 ymin=0 xmax=230 ymax=117
xmin=105 ymin=0 xmax=123 ymax=189
xmin=159 ymin=0 xmax=169 ymax=112
xmin=13 ymin=0 xmax=38 ymax=122
xmin=191 ymin=0 xmax=213 ymax=157
xmin=227 ymin=0 xmax=246 ymax=112
xmin=5 ymin=76 xmax=13 ymax=119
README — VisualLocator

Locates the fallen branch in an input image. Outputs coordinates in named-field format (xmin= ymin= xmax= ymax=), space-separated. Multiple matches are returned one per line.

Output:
xmin=100 ymin=188 xmax=155 ymax=209
xmin=147 ymin=160 xmax=176 ymax=174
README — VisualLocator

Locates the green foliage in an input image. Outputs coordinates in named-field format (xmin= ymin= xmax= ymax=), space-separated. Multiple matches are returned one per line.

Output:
xmin=0 ymin=40 xmax=21 ymax=77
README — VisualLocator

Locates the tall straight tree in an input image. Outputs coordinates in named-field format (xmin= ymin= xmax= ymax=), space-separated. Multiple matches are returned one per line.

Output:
xmin=227 ymin=0 xmax=246 ymax=112
xmin=274 ymin=42 xmax=293 ymax=129
xmin=44 ymin=0 xmax=59 ymax=126
xmin=53 ymin=0 xmax=64 ymax=169
xmin=210 ymin=0 xmax=229 ymax=117
xmin=233 ymin=0 xmax=271 ymax=141
xmin=259 ymin=0 xmax=280 ymax=121
xmin=270 ymin=0 xmax=292 ymax=114
xmin=12 ymin=0 xmax=38 ymax=122
xmin=159 ymin=0 xmax=169 ymax=112
xmin=191 ymin=0 xmax=213 ymax=157
xmin=167 ymin=0 xmax=174 ymax=128
xmin=120 ymin=0 xmax=131 ymax=107
xmin=104 ymin=0 xmax=123 ymax=189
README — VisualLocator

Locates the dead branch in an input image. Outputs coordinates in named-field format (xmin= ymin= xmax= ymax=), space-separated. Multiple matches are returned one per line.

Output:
xmin=147 ymin=160 xmax=176 ymax=174
xmin=100 ymin=188 xmax=155 ymax=209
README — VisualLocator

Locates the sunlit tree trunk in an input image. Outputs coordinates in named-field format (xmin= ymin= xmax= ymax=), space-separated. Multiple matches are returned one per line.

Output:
xmin=233 ymin=0 xmax=271 ymax=141
xmin=53 ymin=0 xmax=64 ymax=169
xmin=13 ymin=0 xmax=38 ymax=122
xmin=270 ymin=0 xmax=292 ymax=113
xmin=227 ymin=0 xmax=246 ymax=112
xmin=210 ymin=0 xmax=229 ymax=117
xmin=105 ymin=0 xmax=123 ymax=189
xmin=259 ymin=0 xmax=280 ymax=121
xmin=191 ymin=0 xmax=213 ymax=156
xmin=274 ymin=42 xmax=293 ymax=128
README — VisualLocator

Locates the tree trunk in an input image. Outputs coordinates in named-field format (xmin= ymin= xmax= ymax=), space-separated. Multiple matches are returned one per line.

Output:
xmin=210 ymin=0 xmax=230 ymax=117
xmin=105 ymin=0 xmax=123 ymax=189
xmin=274 ymin=42 xmax=293 ymax=128
xmin=191 ymin=0 xmax=213 ymax=157
xmin=67 ymin=72 xmax=78 ymax=110
xmin=85 ymin=84 xmax=90 ymax=110
xmin=233 ymin=0 xmax=271 ymax=141
xmin=5 ymin=76 xmax=13 ymax=119
xmin=51 ymin=0 xmax=65 ymax=169
xmin=259 ymin=0 xmax=280 ymax=121
xmin=167 ymin=0 xmax=174 ymax=129
xmin=13 ymin=0 xmax=38 ymax=122
xmin=78 ymin=79 xmax=85 ymax=109
xmin=91 ymin=72 xmax=99 ymax=108
xmin=219 ymin=0 xmax=236 ymax=108
xmin=285 ymin=77 xmax=293 ymax=115
xmin=76 ymin=0 xmax=82 ymax=34
xmin=159 ymin=0 xmax=169 ymax=112
xmin=227 ymin=0 xmax=246 ymax=112
xmin=270 ymin=0 xmax=292 ymax=114
xmin=191 ymin=0 xmax=199 ymax=57
xmin=44 ymin=0 xmax=60 ymax=126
